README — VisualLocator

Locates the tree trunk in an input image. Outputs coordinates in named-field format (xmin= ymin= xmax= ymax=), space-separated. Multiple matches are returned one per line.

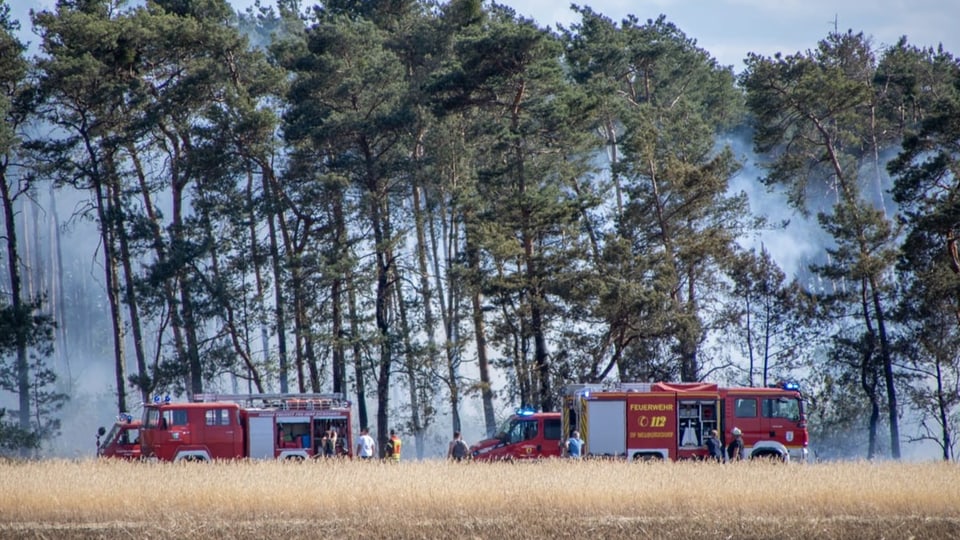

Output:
xmin=372 ymin=193 xmax=393 ymax=453
xmin=464 ymin=223 xmax=495 ymax=435
xmin=394 ymin=266 xmax=425 ymax=458
xmin=48 ymin=184 xmax=71 ymax=391
xmin=263 ymin=171 xmax=290 ymax=393
xmin=860 ymin=277 xmax=880 ymax=459
xmin=348 ymin=276 xmax=369 ymax=430
xmin=0 ymin=166 xmax=32 ymax=455
xmin=127 ymin=143 xmax=188 ymax=396
xmin=869 ymin=274 xmax=901 ymax=459
xmin=291 ymin=271 xmax=308 ymax=392
xmin=331 ymin=185 xmax=348 ymax=395
xmin=331 ymin=276 xmax=346 ymax=394
xmin=107 ymin=158 xmax=149 ymax=404
xmin=934 ymin=358 xmax=953 ymax=460
xmin=94 ymin=178 xmax=127 ymax=414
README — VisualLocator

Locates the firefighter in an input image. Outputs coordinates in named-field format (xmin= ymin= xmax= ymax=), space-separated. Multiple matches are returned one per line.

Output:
xmin=727 ymin=427 xmax=745 ymax=461
xmin=385 ymin=429 xmax=402 ymax=462
xmin=705 ymin=429 xmax=723 ymax=462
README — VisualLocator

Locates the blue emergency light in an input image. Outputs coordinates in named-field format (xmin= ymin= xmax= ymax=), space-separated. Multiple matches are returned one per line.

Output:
xmin=516 ymin=407 xmax=536 ymax=416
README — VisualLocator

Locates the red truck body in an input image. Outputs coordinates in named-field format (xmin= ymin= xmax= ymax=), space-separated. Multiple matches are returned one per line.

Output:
xmin=562 ymin=381 xmax=808 ymax=462
xmin=139 ymin=393 xmax=353 ymax=462
xmin=470 ymin=410 xmax=563 ymax=460
xmin=96 ymin=416 xmax=142 ymax=459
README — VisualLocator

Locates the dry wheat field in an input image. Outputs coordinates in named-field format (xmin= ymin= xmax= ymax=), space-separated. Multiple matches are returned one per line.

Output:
xmin=0 ymin=458 xmax=958 ymax=539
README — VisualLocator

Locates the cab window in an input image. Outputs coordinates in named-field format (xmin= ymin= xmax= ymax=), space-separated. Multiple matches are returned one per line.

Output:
xmin=163 ymin=409 xmax=189 ymax=427
xmin=734 ymin=398 xmax=757 ymax=418
xmin=122 ymin=428 xmax=141 ymax=445
xmin=763 ymin=397 xmax=800 ymax=422
xmin=507 ymin=420 xmax=538 ymax=444
xmin=544 ymin=419 xmax=561 ymax=440
xmin=144 ymin=409 xmax=161 ymax=428
xmin=205 ymin=408 xmax=232 ymax=426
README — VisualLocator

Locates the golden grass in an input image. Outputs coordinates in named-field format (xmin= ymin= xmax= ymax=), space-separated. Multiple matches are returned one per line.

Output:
xmin=1 ymin=459 xmax=958 ymax=539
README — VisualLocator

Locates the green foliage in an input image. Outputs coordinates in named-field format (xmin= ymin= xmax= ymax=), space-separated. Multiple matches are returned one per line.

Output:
xmin=888 ymin=45 xmax=960 ymax=460
xmin=581 ymin=14 xmax=748 ymax=382
xmin=0 ymin=408 xmax=40 ymax=453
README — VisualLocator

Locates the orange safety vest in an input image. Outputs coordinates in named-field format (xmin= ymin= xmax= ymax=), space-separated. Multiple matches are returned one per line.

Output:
xmin=389 ymin=435 xmax=402 ymax=461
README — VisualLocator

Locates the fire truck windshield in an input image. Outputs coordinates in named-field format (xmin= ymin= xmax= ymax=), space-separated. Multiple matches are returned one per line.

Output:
xmin=762 ymin=397 xmax=801 ymax=422
xmin=144 ymin=408 xmax=161 ymax=428
xmin=101 ymin=423 xmax=125 ymax=447
xmin=493 ymin=417 xmax=513 ymax=441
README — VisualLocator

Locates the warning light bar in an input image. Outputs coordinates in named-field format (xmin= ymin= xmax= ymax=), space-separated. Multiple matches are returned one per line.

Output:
xmin=516 ymin=407 xmax=536 ymax=417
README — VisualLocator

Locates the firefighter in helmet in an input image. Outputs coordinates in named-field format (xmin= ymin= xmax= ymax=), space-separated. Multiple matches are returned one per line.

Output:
xmin=385 ymin=429 xmax=402 ymax=462
xmin=727 ymin=427 xmax=745 ymax=461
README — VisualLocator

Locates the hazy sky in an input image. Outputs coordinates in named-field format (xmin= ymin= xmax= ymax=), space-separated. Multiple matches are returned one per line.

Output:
xmin=11 ymin=0 xmax=960 ymax=72
xmin=485 ymin=0 xmax=960 ymax=71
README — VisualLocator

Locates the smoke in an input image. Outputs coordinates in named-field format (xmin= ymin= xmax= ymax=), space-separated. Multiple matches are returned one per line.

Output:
xmin=723 ymin=133 xmax=830 ymax=281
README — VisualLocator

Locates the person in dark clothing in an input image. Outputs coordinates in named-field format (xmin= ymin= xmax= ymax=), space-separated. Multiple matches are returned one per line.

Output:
xmin=727 ymin=427 xmax=745 ymax=461
xmin=448 ymin=431 xmax=470 ymax=462
xmin=705 ymin=429 xmax=723 ymax=462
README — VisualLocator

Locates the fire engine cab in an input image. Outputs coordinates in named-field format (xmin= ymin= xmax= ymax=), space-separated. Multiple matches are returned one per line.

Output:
xmin=139 ymin=393 xmax=353 ymax=462
xmin=562 ymin=381 xmax=808 ymax=462
xmin=470 ymin=408 xmax=563 ymax=460
xmin=96 ymin=414 xmax=142 ymax=459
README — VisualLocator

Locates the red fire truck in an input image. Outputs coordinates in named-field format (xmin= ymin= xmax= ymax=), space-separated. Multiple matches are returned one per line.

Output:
xmin=562 ymin=381 xmax=808 ymax=462
xmin=139 ymin=393 xmax=353 ymax=462
xmin=96 ymin=414 xmax=142 ymax=459
xmin=470 ymin=409 xmax=563 ymax=460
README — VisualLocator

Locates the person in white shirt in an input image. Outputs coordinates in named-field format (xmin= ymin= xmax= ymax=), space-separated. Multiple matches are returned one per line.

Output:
xmin=356 ymin=427 xmax=376 ymax=459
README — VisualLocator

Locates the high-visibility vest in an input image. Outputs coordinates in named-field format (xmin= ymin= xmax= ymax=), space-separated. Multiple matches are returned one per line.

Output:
xmin=390 ymin=435 xmax=401 ymax=461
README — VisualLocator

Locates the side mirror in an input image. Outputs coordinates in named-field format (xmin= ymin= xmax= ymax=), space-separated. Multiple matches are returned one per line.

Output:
xmin=97 ymin=426 xmax=106 ymax=437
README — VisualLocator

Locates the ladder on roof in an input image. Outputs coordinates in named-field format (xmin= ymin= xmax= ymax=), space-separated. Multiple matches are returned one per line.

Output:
xmin=562 ymin=382 xmax=653 ymax=396
xmin=193 ymin=392 xmax=348 ymax=410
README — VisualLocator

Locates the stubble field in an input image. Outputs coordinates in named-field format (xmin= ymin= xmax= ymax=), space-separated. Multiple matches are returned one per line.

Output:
xmin=0 ymin=458 xmax=957 ymax=539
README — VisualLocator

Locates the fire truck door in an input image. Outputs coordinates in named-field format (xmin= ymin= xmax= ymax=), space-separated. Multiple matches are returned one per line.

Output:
xmin=761 ymin=396 xmax=801 ymax=443
xmin=506 ymin=419 xmax=540 ymax=459
xmin=202 ymin=407 xmax=241 ymax=459
xmin=247 ymin=415 xmax=275 ymax=459
xmin=164 ymin=409 xmax=191 ymax=446
xmin=586 ymin=400 xmax=626 ymax=457
xmin=117 ymin=426 xmax=140 ymax=457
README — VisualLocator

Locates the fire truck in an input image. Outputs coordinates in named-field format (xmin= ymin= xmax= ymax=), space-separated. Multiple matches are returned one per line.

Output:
xmin=139 ymin=393 xmax=353 ymax=462
xmin=562 ymin=381 xmax=808 ymax=462
xmin=470 ymin=409 xmax=563 ymax=460
xmin=96 ymin=414 xmax=142 ymax=459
